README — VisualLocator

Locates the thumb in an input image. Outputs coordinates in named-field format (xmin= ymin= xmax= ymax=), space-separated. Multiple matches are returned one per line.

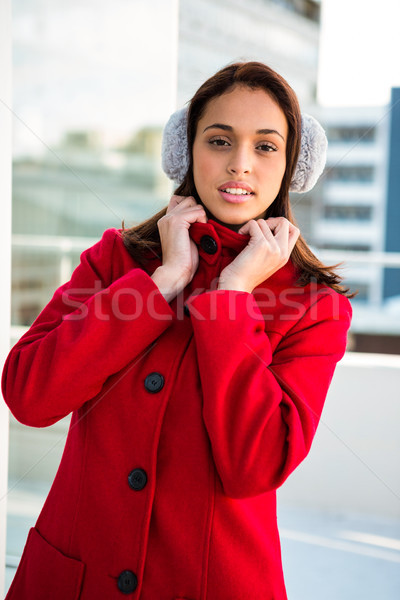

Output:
xmin=238 ymin=221 xmax=251 ymax=235
xmin=238 ymin=219 xmax=260 ymax=236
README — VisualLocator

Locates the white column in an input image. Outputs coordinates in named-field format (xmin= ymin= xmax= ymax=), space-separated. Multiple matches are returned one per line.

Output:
xmin=0 ymin=0 xmax=12 ymax=594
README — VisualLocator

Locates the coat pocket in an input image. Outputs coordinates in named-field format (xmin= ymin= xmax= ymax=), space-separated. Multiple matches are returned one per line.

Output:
xmin=6 ymin=527 xmax=85 ymax=600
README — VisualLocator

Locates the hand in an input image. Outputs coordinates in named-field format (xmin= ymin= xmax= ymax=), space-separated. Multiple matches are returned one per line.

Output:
xmin=218 ymin=217 xmax=300 ymax=293
xmin=151 ymin=195 xmax=207 ymax=301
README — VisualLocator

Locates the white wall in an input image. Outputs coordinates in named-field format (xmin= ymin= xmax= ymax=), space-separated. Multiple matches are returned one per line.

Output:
xmin=0 ymin=0 xmax=12 ymax=594
xmin=8 ymin=352 xmax=400 ymax=522
xmin=279 ymin=352 xmax=400 ymax=519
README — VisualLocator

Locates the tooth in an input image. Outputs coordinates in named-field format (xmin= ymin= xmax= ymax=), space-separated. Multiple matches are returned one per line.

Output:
xmin=225 ymin=188 xmax=250 ymax=195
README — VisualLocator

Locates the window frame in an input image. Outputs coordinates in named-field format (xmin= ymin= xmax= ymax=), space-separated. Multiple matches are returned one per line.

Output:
xmin=0 ymin=0 xmax=12 ymax=595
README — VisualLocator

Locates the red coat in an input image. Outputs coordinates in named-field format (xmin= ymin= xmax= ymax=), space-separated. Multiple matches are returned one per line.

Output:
xmin=3 ymin=219 xmax=352 ymax=600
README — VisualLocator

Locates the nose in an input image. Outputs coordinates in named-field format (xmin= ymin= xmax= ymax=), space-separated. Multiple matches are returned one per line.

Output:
xmin=226 ymin=145 xmax=252 ymax=175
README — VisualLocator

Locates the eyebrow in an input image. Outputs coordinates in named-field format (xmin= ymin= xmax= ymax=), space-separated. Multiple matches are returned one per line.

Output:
xmin=202 ymin=122 xmax=285 ymax=142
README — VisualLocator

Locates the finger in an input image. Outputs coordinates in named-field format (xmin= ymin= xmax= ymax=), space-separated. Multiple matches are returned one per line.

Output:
xmin=238 ymin=220 xmax=273 ymax=251
xmin=263 ymin=218 xmax=299 ymax=256
xmin=269 ymin=218 xmax=290 ymax=243
xmin=239 ymin=219 xmax=264 ymax=244
xmin=166 ymin=195 xmax=196 ymax=213
xmin=256 ymin=219 xmax=279 ymax=243
xmin=165 ymin=204 xmax=208 ymax=225
xmin=238 ymin=219 xmax=265 ymax=239
xmin=265 ymin=217 xmax=299 ymax=245
xmin=166 ymin=195 xmax=183 ymax=213
xmin=184 ymin=204 xmax=208 ymax=224
xmin=287 ymin=223 xmax=300 ymax=251
xmin=194 ymin=209 xmax=208 ymax=224
xmin=166 ymin=195 xmax=197 ymax=213
xmin=264 ymin=216 xmax=289 ymax=234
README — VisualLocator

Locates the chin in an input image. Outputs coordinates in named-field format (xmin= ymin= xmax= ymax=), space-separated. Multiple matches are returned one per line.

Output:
xmin=202 ymin=204 xmax=257 ymax=230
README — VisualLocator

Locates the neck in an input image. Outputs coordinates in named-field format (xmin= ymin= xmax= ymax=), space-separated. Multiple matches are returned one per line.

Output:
xmin=203 ymin=207 xmax=245 ymax=233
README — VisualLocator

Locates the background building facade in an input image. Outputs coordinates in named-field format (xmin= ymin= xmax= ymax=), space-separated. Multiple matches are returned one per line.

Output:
xmin=383 ymin=87 xmax=400 ymax=301
xmin=178 ymin=0 xmax=320 ymax=108
xmin=313 ymin=92 xmax=400 ymax=352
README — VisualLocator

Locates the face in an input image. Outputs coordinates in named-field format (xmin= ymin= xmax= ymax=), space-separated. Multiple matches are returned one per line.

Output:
xmin=192 ymin=85 xmax=288 ymax=229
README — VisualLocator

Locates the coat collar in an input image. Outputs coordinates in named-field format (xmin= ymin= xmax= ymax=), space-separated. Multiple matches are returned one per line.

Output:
xmin=142 ymin=218 xmax=299 ymax=288
xmin=189 ymin=219 xmax=249 ymax=260
xmin=189 ymin=218 xmax=299 ymax=287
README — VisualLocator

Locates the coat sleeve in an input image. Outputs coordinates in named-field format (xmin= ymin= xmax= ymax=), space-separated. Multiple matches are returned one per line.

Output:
xmin=2 ymin=229 xmax=174 ymax=427
xmin=188 ymin=288 xmax=352 ymax=499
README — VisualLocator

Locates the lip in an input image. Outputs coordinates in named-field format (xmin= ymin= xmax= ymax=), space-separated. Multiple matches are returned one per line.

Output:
xmin=218 ymin=190 xmax=251 ymax=203
xmin=218 ymin=181 xmax=254 ymax=204
xmin=218 ymin=181 xmax=254 ymax=193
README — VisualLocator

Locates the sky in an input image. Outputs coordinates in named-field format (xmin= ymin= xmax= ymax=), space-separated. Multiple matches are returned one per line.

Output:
xmin=318 ymin=0 xmax=400 ymax=106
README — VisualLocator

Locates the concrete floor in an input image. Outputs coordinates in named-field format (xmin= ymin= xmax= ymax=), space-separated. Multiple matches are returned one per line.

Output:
xmin=4 ymin=481 xmax=400 ymax=599
xmin=278 ymin=505 xmax=400 ymax=600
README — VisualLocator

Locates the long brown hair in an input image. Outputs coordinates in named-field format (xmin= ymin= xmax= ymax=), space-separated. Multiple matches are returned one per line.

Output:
xmin=123 ymin=61 xmax=353 ymax=296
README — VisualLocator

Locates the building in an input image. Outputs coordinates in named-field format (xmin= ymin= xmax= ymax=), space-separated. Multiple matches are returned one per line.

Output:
xmin=312 ymin=104 xmax=389 ymax=302
xmin=178 ymin=0 xmax=321 ymax=109
xmin=383 ymin=87 xmax=400 ymax=301
xmin=312 ymin=90 xmax=400 ymax=352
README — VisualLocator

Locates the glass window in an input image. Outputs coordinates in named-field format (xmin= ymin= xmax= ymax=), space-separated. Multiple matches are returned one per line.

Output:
xmin=11 ymin=0 xmax=177 ymax=329
xmin=325 ymin=165 xmax=374 ymax=182
xmin=323 ymin=205 xmax=373 ymax=221
xmin=318 ymin=242 xmax=372 ymax=251
xmin=327 ymin=126 xmax=376 ymax=143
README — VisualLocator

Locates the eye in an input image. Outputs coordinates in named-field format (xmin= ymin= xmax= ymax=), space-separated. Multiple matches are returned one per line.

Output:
xmin=208 ymin=136 xmax=230 ymax=147
xmin=256 ymin=142 xmax=277 ymax=152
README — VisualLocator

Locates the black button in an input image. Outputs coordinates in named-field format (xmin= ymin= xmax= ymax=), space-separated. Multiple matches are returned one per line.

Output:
xmin=184 ymin=304 xmax=190 ymax=317
xmin=117 ymin=570 xmax=138 ymax=594
xmin=200 ymin=235 xmax=218 ymax=254
xmin=144 ymin=372 xmax=164 ymax=393
xmin=128 ymin=468 xmax=147 ymax=491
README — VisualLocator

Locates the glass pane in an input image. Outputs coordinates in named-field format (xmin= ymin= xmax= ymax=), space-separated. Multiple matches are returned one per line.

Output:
xmin=11 ymin=0 xmax=177 ymax=326
xmin=7 ymin=0 xmax=177 ymax=591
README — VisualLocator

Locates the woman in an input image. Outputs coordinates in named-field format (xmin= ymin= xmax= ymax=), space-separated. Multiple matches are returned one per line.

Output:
xmin=2 ymin=62 xmax=352 ymax=599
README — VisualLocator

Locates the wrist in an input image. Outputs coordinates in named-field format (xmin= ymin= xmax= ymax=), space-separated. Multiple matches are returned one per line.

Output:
xmin=217 ymin=276 xmax=251 ymax=293
xmin=151 ymin=266 xmax=182 ymax=302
